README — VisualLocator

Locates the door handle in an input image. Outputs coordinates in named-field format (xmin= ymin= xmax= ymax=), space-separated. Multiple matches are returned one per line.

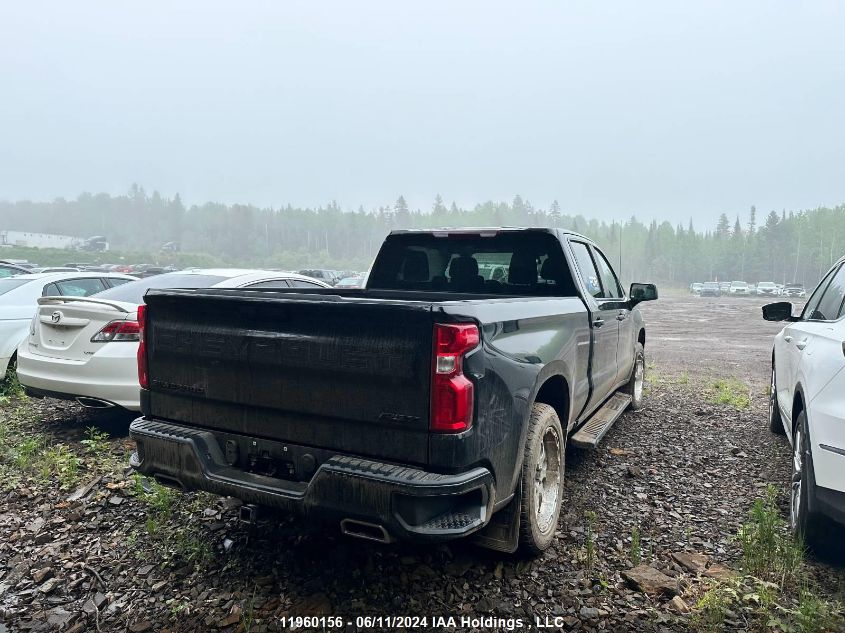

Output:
xmin=616 ymin=311 xmax=628 ymax=321
xmin=592 ymin=318 xmax=604 ymax=328
xmin=784 ymin=335 xmax=793 ymax=343
xmin=795 ymin=339 xmax=808 ymax=350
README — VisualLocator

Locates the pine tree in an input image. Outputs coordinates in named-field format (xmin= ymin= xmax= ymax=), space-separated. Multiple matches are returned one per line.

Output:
xmin=549 ymin=200 xmax=561 ymax=227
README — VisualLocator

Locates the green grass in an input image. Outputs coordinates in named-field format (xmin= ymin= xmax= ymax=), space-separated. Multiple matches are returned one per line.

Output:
xmin=690 ymin=486 xmax=843 ymax=632
xmin=38 ymin=444 xmax=83 ymax=490
xmin=709 ymin=378 xmax=751 ymax=409
xmin=629 ymin=524 xmax=642 ymax=566
xmin=693 ymin=581 xmax=736 ymax=632
xmin=0 ymin=367 xmax=25 ymax=404
xmin=584 ymin=510 xmax=597 ymax=570
xmin=80 ymin=426 xmax=111 ymax=457
xmin=737 ymin=486 xmax=804 ymax=585
xmin=131 ymin=474 xmax=214 ymax=569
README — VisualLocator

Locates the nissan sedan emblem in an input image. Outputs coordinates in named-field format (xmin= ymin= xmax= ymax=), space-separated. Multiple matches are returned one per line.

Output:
xmin=51 ymin=311 xmax=61 ymax=324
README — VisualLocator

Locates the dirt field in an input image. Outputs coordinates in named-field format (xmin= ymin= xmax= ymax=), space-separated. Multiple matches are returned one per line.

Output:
xmin=638 ymin=292 xmax=789 ymax=385
xmin=1 ymin=294 xmax=843 ymax=633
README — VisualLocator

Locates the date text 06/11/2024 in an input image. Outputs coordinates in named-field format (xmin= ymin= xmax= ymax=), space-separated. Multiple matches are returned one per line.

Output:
xmin=278 ymin=615 xmax=574 ymax=630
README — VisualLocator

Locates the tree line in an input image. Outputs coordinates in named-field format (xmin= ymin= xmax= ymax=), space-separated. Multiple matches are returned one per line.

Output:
xmin=1 ymin=186 xmax=843 ymax=287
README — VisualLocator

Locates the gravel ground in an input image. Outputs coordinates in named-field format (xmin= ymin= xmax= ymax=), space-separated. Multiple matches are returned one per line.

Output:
xmin=1 ymin=294 xmax=843 ymax=632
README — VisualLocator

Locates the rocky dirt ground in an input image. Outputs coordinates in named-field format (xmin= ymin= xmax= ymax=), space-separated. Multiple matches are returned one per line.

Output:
xmin=1 ymin=294 xmax=843 ymax=632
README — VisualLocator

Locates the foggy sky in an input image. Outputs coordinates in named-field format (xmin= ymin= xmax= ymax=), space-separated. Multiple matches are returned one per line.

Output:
xmin=1 ymin=1 xmax=843 ymax=225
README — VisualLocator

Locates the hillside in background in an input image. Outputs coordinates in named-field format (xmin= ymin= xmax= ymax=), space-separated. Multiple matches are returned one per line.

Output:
xmin=2 ymin=186 xmax=843 ymax=286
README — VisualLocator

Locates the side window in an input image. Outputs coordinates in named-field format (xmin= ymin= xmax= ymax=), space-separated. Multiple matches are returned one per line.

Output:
xmin=802 ymin=265 xmax=839 ymax=321
xmin=55 ymin=278 xmax=107 ymax=297
xmin=570 ymin=242 xmax=603 ymax=298
xmin=106 ymin=277 xmax=131 ymax=288
xmin=591 ymin=247 xmax=623 ymax=299
xmin=809 ymin=265 xmax=845 ymax=321
xmin=244 ymin=279 xmax=292 ymax=289
xmin=289 ymin=280 xmax=324 ymax=288
xmin=42 ymin=283 xmax=60 ymax=296
xmin=0 ymin=266 xmax=16 ymax=278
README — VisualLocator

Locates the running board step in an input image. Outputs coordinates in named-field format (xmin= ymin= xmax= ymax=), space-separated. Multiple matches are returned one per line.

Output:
xmin=570 ymin=392 xmax=632 ymax=449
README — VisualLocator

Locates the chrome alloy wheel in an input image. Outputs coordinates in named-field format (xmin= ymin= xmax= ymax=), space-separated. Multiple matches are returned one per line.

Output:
xmin=534 ymin=426 xmax=562 ymax=533
xmin=769 ymin=366 xmax=776 ymax=422
xmin=790 ymin=428 xmax=803 ymax=532
xmin=634 ymin=356 xmax=645 ymax=403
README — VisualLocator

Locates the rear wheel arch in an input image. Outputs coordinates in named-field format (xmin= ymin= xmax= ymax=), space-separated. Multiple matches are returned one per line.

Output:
xmin=533 ymin=374 xmax=571 ymax=432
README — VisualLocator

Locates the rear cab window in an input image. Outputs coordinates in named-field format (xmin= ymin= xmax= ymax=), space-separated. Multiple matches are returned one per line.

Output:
xmin=367 ymin=231 xmax=578 ymax=296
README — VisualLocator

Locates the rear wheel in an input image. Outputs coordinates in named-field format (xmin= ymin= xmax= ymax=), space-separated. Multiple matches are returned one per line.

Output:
xmin=768 ymin=362 xmax=785 ymax=435
xmin=519 ymin=403 xmax=565 ymax=555
xmin=624 ymin=343 xmax=645 ymax=410
xmin=790 ymin=411 xmax=825 ymax=550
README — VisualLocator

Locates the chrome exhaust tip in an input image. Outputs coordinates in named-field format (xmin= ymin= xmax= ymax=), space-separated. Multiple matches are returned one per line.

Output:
xmin=340 ymin=518 xmax=392 ymax=544
xmin=76 ymin=396 xmax=115 ymax=409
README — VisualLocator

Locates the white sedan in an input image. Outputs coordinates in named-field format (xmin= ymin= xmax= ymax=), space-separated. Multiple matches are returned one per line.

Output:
xmin=17 ymin=269 xmax=330 ymax=411
xmin=765 ymin=256 xmax=845 ymax=548
xmin=0 ymin=272 xmax=137 ymax=376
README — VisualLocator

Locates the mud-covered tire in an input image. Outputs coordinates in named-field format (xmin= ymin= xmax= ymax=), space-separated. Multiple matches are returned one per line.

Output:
xmin=624 ymin=343 xmax=645 ymax=410
xmin=790 ymin=411 xmax=826 ymax=550
xmin=519 ymin=403 xmax=565 ymax=556
xmin=768 ymin=362 xmax=785 ymax=435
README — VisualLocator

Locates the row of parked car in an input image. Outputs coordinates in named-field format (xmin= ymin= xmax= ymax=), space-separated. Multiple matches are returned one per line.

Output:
xmin=0 ymin=259 xmax=182 ymax=278
xmin=689 ymin=281 xmax=807 ymax=298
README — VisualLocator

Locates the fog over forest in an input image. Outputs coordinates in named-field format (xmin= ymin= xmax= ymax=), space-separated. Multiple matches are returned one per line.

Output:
xmin=1 ymin=189 xmax=842 ymax=288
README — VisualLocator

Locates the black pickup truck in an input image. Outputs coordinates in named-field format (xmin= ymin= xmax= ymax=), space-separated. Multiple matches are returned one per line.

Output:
xmin=129 ymin=228 xmax=657 ymax=554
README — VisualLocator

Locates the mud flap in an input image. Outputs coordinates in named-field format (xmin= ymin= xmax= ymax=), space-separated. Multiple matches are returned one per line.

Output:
xmin=471 ymin=479 xmax=521 ymax=553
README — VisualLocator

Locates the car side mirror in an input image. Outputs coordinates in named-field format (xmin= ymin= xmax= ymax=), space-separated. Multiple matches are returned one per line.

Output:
xmin=762 ymin=302 xmax=797 ymax=322
xmin=629 ymin=283 xmax=658 ymax=306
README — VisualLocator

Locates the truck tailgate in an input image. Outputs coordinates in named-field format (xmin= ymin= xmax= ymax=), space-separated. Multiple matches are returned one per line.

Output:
xmin=143 ymin=291 xmax=435 ymax=465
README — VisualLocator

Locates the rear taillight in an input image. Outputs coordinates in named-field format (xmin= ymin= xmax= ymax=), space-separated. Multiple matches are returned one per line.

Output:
xmin=90 ymin=320 xmax=141 ymax=342
xmin=431 ymin=323 xmax=480 ymax=433
xmin=137 ymin=305 xmax=148 ymax=389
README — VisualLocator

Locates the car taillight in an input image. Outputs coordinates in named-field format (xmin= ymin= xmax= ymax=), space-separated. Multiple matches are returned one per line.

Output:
xmin=431 ymin=323 xmax=479 ymax=433
xmin=137 ymin=305 xmax=148 ymax=389
xmin=90 ymin=320 xmax=141 ymax=342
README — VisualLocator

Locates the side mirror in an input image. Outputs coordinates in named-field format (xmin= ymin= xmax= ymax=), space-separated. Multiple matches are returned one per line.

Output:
xmin=762 ymin=302 xmax=796 ymax=322
xmin=629 ymin=283 xmax=658 ymax=306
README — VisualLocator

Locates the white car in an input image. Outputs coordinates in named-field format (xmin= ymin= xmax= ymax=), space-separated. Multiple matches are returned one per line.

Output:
xmin=0 ymin=272 xmax=136 ymax=376
xmin=729 ymin=281 xmax=751 ymax=296
xmin=765 ymin=256 xmax=845 ymax=548
xmin=17 ymin=269 xmax=330 ymax=411
xmin=756 ymin=281 xmax=781 ymax=297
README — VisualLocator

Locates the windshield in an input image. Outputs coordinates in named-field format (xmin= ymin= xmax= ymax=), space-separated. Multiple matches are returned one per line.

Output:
xmin=758 ymin=282 xmax=775 ymax=288
xmin=94 ymin=273 xmax=228 ymax=304
xmin=368 ymin=231 xmax=579 ymax=296
xmin=0 ymin=278 xmax=32 ymax=296
xmin=704 ymin=282 xmax=718 ymax=288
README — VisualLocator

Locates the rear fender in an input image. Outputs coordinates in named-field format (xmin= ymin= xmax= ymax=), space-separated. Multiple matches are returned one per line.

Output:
xmin=502 ymin=362 xmax=573 ymax=500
